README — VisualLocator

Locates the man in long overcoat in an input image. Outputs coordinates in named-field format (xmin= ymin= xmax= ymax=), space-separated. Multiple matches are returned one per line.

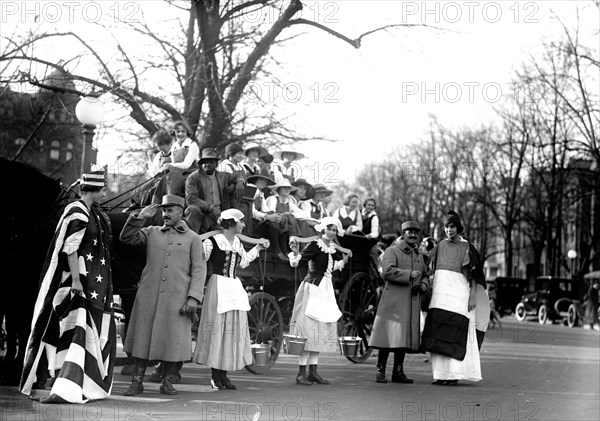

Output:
xmin=369 ymin=221 xmax=429 ymax=383
xmin=119 ymin=195 xmax=206 ymax=396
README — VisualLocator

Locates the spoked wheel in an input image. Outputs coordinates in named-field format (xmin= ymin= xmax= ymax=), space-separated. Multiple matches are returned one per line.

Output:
xmin=337 ymin=272 xmax=379 ymax=363
xmin=567 ymin=304 xmax=578 ymax=328
xmin=245 ymin=292 xmax=284 ymax=374
xmin=515 ymin=302 xmax=527 ymax=322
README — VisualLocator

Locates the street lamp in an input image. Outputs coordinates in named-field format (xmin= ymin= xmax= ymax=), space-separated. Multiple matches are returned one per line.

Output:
xmin=567 ymin=249 xmax=578 ymax=278
xmin=75 ymin=94 xmax=105 ymax=176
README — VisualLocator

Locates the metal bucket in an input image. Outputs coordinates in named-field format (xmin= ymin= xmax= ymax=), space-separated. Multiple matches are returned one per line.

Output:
xmin=338 ymin=336 xmax=361 ymax=356
xmin=284 ymin=334 xmax=307 ymax=355
xmin=251 ymin=343 xmax=271 ymax=366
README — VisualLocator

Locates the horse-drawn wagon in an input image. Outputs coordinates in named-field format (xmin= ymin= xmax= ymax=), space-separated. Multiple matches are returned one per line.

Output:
xmin=0 ymin=159 xmax=384 ymax=383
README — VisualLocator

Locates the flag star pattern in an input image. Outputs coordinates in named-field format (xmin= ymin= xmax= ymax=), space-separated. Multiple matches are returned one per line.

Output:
xmin=20 ymin=200 xmax=115 ymax=404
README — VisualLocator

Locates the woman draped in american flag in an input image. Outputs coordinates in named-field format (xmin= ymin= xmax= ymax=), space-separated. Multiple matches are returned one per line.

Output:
xmin=20 ymin=171 xmax=116 ymax=403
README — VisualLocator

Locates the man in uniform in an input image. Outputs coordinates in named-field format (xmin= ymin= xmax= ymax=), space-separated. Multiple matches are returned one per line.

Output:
xmin=120 ymin=195 xmax=206 ymax=396
xmin=369 ymin=221 xmax=429 ymax=384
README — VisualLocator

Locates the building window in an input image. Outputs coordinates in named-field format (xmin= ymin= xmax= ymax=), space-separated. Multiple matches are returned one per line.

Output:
xmin=50 ymin=140 xmax=60 ymax=160
xmin=66 ymin=142 xmax=74 ymax=161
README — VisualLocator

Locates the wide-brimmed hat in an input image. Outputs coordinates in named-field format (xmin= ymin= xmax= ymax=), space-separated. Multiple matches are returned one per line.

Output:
xmin=315 ymin=216 xmax=344 ymax=237
xmin=401 ymin=221 xmax=421 ymax=232
xmin=269 ymin=179 xmax=297 ymax=193
xmin=159 ymin=194 xmax=185 ymax=208
xmin=199 ymin=148 xmax=219 ymax=163
xmin=218 ymin=208 xmax=245 ymax=224
xmin=243 ymin=142 xmax=268 ymax=157
xmin=273 ymin=149 xmax=305 ymax=161
xmin=224 ymin=142 xmax=243 ymax=158
xmin=247 ymin=174 xmax=275 ymax=186
xmin=313 ymin=183 xmax=333 ymax=196
xmin=292 ymin=179 xmax=315 ymax=199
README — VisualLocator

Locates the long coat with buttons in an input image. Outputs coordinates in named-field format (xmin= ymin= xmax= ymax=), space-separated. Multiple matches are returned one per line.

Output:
xmin=369 ymin=239 xmax=429 ymax=351
xmin=120 ymin=214 xmax=206 ymax=361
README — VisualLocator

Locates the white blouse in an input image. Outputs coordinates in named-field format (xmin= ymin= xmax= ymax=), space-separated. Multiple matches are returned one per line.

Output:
xmin=170 ymin=138 xmax=199 ymax=170
xmin=203 ymin=234 xmax=260 ymax=274
xmin=333 ymin=206 xmax=363 ymax=232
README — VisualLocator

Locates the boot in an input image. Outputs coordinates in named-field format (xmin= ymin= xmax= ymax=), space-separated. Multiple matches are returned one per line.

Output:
xmin=211 ymin=368 xmax=225 ymax=390
xmin=159 ymin=362 xmax=178 ymax=395
xmin=376 ymin=363 xmax=387 ymax=383
xmin=220 ymin=370 xmax=237 ymax=390
xmin=295 ymin=365 xmax=312 ymax=385
xmin=391 ymin=364 xmax=413 ymax=384
xmin=123 ymin=359 xmax=147 ymax=396
xmin=307 ymin=365 xmax=329 ymax=385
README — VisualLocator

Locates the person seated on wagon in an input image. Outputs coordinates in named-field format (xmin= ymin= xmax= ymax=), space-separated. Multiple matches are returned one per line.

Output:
xmin=272 ymin=148 xmax=304 ymax=182
xmin=361 ymin=197 xmax=381 ymax=239
xmin=291 ymin=179 xmax=315 ymax=206
xmin=134 ymin=129 xmax=173 ymax=206
xmin=333 ymin=193 xmax=364 ymax=235
xmin=259 ymin=152 xmax=276 ymax=180
xmin=288 ymin=217 xmax=350 ymax=386
xmin=163 ymin=121 xmax=200 ymax=195
xmin=192 ymin=209 xmax=269 ymax=390
xmin=217 ymin=142 xmax=246 ymax=175
xmin=263 ymin=179 xmax=309 ymax=258
xmin=312 ymin=184 xmax=334 ymax=218
xmin=184 ymin=148 xmax=245 ymax=234
xmin=242 ymin=142 xmax=268 ymax=176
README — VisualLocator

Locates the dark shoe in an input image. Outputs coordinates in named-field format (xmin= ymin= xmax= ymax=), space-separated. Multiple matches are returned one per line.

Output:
xmin=159 ymin=378 xmax=177 ymax=395
xmin=123 ymin=376 xmax=144 ymax=396
xmin=296 ymin=365 xmax=312 ymax=386
xmin=307 ymin=364 xmax=330 ymax=385
xmin=220 ymin=370 xmax=237 ymax=390
xmin=392 ymin=370 xmax=413 ymax=384
xmin=445 ymin=379 xmax=459 ymax=386
xmin=432 ymin=380 xmax=446 ymax=385
xmin=211 ymin=368 xmax=225 ymax=390
xmin=376 ymin=363 xmax=387 ymax=383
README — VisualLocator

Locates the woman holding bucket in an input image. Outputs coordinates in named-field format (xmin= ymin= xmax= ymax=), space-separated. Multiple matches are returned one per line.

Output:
xmin=288 ymin=217 xmax=351 ymax=385
xmin=193 ymin=209 xmax=269 ymax=390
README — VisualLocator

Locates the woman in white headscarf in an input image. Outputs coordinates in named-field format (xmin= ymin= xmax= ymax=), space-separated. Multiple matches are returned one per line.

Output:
xmin=288 ymin=217 xmax=351 ymax=385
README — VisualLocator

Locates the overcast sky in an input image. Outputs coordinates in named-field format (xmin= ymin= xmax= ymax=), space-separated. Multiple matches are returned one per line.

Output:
xmin=1 ymin=1 xmax=598 ymax=185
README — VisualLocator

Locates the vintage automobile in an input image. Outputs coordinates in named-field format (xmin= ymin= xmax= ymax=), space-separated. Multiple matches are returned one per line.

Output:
xmin=487 ymin=277 xmax=529 ymax=316
xmin=515 ymin=276 xmax=584 ymax=326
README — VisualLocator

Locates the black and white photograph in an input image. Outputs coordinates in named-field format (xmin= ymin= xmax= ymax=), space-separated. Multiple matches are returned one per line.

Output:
xmin=0 ymin=1 xmax=598 ymax=420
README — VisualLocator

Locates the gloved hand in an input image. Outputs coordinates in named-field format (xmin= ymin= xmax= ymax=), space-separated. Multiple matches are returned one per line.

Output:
xmin=411 ymin=282 xmax=427 ymax=295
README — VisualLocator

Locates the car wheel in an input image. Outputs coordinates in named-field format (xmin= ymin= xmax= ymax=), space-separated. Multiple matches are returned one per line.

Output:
xmin=515 ymin=302 xmax=527 ymax=321
xmin=538 ymin=304 xmax=548 ymax=325
xmin=567 ymin=304 xmax=578 ymax=328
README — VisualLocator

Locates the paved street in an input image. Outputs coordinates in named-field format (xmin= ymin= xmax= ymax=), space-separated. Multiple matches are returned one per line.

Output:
xmin=1 ymin=318 xmax=598 ymax=421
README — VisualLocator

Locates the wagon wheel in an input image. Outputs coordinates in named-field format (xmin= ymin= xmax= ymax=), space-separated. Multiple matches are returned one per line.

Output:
xmin=538 ymin=303 xmax=548 ymax=325
xmin=245 ymin=292 xmax=284 ymax=374
xmin=337 ymin=272 xmax=379 ymax=363
xmin=567 ymin=304 xmax=579 ymax=328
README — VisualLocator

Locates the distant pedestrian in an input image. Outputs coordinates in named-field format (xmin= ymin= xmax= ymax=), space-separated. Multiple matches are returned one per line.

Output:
xmin=584 ymin=280 xmax=599 ymax=330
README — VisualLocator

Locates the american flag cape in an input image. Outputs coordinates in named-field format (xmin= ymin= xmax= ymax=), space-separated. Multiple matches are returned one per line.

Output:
xmin=20 ymin=200 xmax=116 ymax=403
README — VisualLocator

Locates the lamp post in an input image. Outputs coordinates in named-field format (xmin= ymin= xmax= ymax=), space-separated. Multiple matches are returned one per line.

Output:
xmin=567 ymin=249 xmax=578 ymax=278
xmin=75 ymin=94 xmax=105 ymax=176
